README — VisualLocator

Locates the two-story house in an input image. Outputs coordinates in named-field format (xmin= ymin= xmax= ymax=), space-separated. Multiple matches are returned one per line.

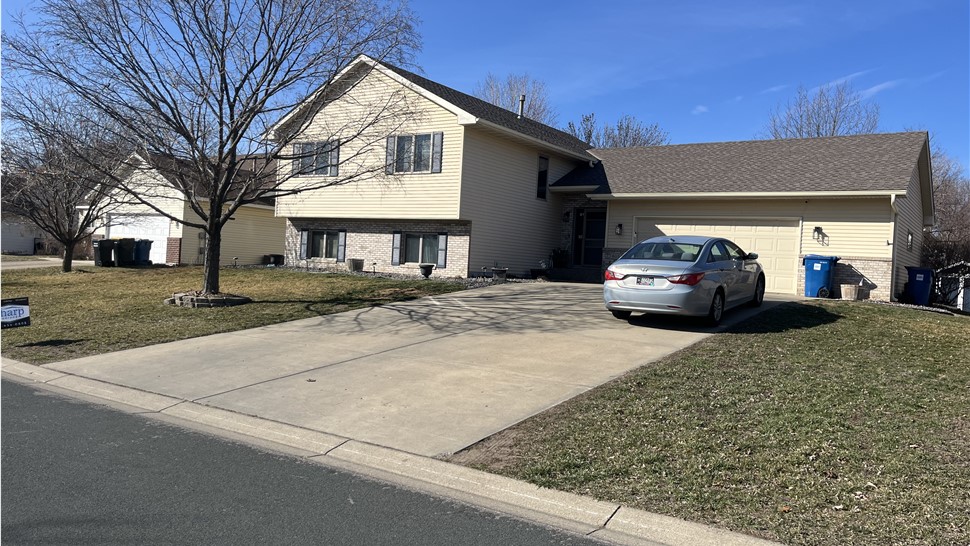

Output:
xmin=269 ymin=54 xmax=933 ymax=301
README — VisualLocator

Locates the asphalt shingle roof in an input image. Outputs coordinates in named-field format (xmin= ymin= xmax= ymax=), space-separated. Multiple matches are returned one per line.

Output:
xmin=379 ymin=61 xmax=595 ymax=159
xmin=551 ymin=132 xmax=928 ymax=195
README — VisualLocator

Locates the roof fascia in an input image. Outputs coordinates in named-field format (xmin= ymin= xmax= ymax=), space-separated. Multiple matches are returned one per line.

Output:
xmin=268 ymin=54 xmax=478 ymax=140
xmin=468 ymin=118 xmax=594 ymax=161
xmin=588 ymin=190 xmax=901 ymax=200
xmin=549 ymin=185 xmax=601 ymax=193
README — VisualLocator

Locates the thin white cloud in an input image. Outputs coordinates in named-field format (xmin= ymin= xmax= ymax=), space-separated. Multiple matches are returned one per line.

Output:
xmin=726 ymin=95 xmax=743 ymax=104
xmin=691 ymin=105 xmax=709 ymax=115
xmin=759 ymin=84 xmax=788 ymax=94
xmin=811 ymin=70 xmax=874 ymax=93
xmin=859 ymin=80 xmax=903 ymax=99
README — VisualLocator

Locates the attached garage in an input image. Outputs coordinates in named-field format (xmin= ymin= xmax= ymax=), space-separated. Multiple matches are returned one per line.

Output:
xmin=635 ymin=217 xmax=800 ymax=294
xmin=106 ymin=214 xmax=170 ymax=264
xmin=549 ymin=132 xmax=935 ymax=301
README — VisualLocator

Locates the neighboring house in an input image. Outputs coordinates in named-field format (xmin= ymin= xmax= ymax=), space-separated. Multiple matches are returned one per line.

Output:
xmin=1 ymin=212 xmax=46 ymax=255
xmin=270 ymin=54 xmax=933 ymax=301
xmin=92 ymin=153 xmax=285 ymax=266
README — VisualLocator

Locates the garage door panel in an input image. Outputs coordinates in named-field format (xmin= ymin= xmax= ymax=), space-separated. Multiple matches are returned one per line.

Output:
xmin=637 ymin=217 xmax=800 ymax=294
xmin=107 ymin=214 xmax=170 ymax=264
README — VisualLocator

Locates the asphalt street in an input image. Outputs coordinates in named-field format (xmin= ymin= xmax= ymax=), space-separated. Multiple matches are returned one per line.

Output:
xmin=1 ymin=379 xmax=600 ymax=545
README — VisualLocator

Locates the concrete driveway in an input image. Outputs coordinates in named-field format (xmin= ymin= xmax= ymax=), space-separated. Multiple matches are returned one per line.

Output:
xmin=45 ymin=282 xmax=791 ymax=457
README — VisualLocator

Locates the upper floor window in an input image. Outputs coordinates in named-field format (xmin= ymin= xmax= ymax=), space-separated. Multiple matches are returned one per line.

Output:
xmin=293 ymin=141 xmax=339 ymax=177
xmin=386 ymin=132 xmax=443 ymax=174
xmin=536 ymin=155 xmax=549 ymax=199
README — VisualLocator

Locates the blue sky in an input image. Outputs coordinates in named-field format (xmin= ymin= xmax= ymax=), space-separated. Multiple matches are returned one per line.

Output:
xmin=408 ymin=0 xmax=968 ymax=169
xmin=4 ymin=0 xmax=967 ymax=169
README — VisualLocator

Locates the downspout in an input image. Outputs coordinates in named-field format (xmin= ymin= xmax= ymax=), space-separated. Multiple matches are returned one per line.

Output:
xmin=889 ymin=194 xmax=899 ymax=301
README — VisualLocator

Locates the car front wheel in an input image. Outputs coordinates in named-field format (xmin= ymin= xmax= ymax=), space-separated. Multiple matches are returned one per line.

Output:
xmin=707 ymin=290 xmax=724 ymax=326
xmin=611 ymin=310 xmax=632 ymax=320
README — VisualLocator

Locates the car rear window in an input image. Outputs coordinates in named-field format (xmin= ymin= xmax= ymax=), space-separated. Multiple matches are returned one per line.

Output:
xmin=621 ymin=242 xmax=704 ymax=262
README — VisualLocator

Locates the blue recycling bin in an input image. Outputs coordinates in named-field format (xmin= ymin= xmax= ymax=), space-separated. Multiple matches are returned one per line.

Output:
xmin=133 ymin=239 xmax=153 ymax=265
xmin=904 ymin=266 xmax=934 ymax=306
xmin=804 ymin=255 xmax=840 ymax=298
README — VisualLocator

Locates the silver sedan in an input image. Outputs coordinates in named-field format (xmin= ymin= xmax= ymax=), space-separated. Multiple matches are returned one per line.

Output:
xmin=603 ymin=236 xmax=765 ymax=325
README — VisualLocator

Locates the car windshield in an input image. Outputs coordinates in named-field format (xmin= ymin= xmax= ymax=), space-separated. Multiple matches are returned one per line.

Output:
xmin=621 ymin=242 xmax=704 ymax=262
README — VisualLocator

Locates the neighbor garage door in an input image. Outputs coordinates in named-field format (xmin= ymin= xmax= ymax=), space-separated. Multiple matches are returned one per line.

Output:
xmin=106 ymin=214 xmax=170 ymax=264
xmin=636 ymin=217 xmax=800 ymax=294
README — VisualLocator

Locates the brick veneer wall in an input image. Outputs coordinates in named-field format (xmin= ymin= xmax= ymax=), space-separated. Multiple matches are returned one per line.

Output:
xmin=166 ymin=237 xmax=182 ymax=265
xmin=796 ymin=256 xmax=893 ymax=301
xmin=285 ymin=219 xmax=471 ymax=277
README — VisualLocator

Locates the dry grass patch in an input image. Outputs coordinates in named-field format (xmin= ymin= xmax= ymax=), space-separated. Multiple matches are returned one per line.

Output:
xmin=1 ymin=266 xmax=462 ymax=364
xmin=450 ymin=301 xmax=970 ymax=545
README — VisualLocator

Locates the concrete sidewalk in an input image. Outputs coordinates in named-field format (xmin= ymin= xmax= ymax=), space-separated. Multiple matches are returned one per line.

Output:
xmin=3 ymin=282 xmax=787 ymax=545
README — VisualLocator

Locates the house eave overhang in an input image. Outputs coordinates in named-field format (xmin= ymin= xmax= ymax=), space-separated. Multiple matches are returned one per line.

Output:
xmin=268 ymin=55 xmax=595 ymax=161
xmin=549 ymin=185 xmax=601 ymax=193
xmin=587 ymin=190 xmax=904 ymax=200
xmin=463 ymin=118 xmax=595 ymax=162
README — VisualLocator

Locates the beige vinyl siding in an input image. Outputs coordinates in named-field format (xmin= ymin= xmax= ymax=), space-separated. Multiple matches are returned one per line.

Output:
xmin=459 ymin=128 xmax=579 ymax=275
xmin=606 ymin=198 xmax=894 ymax=260
xmin=94 ymin=167 xmax=186 ymax=238
xmin=181 ymin=203 xmax=285 ymax=266
xmin=276 ymin=69 xmax=463 ymax=220
xmin=892 ymin=166 xmax=926 ymax=293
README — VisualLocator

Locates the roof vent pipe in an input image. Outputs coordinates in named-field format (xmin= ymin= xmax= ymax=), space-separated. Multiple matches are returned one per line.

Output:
xmin=517 ymin=94 xmax=525 ymax=119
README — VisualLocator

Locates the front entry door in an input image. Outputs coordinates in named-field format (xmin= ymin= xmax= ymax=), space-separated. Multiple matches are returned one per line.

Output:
xmin=573 ymin=209 xmax=606 ymax=266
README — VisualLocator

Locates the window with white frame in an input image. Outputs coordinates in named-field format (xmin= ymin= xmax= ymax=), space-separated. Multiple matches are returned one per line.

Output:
xmin=293 ymin=141 xmax=339 ymax=176
xmin=386 ymin=132 xmax=443 ymax=174
xmin=298 ymin=229 xmax=346 ymax=261
xmin=391 ymin=231 xmax=447 ymax=267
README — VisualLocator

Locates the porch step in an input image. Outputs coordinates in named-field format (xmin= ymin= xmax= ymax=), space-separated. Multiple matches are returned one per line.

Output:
xmin=547 ymin=267 xmax=602 ymax=284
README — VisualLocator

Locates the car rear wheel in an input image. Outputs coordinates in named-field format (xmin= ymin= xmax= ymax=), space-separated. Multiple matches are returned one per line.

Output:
xmin=707 ymin=290 xmax=724 ymax=326
xmin=611 ymin=310 xmax=632 ymax=320
xmin=749 ymin=275 xmax=765 ymax=307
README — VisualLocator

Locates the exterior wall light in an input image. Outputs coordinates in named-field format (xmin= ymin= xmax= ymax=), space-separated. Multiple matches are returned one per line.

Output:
xmin=615 ymin=223 xmax=623 ymax=236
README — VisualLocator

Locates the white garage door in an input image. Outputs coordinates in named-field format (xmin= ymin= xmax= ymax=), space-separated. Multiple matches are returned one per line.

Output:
xmin=636 ymin=217 xmax=801 ymax=294
xmin=106 ymin=214 xmax=170 ymax=264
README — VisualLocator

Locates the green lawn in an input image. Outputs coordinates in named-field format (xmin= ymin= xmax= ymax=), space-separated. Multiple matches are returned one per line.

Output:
xmin=450 ymin=301 xmax=970 ymax=546
xmin=1 ymin=266 xmax=462 ymax=364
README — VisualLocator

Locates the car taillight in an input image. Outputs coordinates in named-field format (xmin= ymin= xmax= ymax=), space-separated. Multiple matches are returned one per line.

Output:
xmin=604 ymin=269 xmax=623 ymax=281
xmin=667 ymin=272 xmax=705 ymax=286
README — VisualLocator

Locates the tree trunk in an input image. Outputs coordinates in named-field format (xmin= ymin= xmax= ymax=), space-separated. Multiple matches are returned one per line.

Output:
xmin=201 ymin=223 xmax=222 ymax=294
xmin=61 ymin=242 xmax=76 ymax=273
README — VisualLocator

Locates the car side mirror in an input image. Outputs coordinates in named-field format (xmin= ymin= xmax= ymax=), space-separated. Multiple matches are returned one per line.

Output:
xmin=745 ymin=252 xmax=759 ymax=260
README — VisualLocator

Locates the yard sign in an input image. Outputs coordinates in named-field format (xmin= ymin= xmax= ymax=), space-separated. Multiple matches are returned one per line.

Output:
xmin=1 ymin=297 xmax=30 ymax=329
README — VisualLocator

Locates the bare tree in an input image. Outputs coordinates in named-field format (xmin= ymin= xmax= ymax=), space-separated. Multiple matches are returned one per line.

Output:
xmin=472 ymin=72 xmax=558 ymax=125
xmin=1 ymin=85 xmax=132 ymax=273
xmin=923 ymin=147 xmax=970 ymax=268
xmin=3 ymin=0 xmax=419 ymax=294
xmin=565 ymin=113 xmax=669 ymax=148
xmin=764 ymin=81 xmax=880 ymax=139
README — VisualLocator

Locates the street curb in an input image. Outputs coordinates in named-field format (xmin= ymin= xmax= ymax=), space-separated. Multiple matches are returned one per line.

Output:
xmin=1 ymin=359 xmax=782 ymax=546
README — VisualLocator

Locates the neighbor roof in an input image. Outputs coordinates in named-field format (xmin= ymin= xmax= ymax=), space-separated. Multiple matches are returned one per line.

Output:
xmin=133 ymin=152 xmax=277 ymax=207
xmin=552 ymin=132 xmax=929 ymax=196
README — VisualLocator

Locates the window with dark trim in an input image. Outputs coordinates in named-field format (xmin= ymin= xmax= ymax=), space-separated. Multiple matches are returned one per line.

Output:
xmin=386 ymin=132 xmax=443 ymax=174
xmin=293 ymin=141 xmax=339 ymax=176
xmin=298 ymin=229 xmax=346 ymax=262
xmin=536 ymin=155 xmax=549 ymax=199
xmin=391 ymin=231 xmax=447 ymax=267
